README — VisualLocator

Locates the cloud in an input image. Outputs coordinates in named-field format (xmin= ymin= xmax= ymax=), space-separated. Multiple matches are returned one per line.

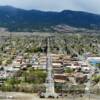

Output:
xmin=0 ymin=0 xmax=100 ymax=14
xmin=74 ymin=0 xmax=100 ymax=14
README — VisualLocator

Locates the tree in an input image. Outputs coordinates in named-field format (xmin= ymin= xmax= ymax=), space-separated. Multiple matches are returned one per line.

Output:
xmin=96 ymin=63 xmax=100 ymax=69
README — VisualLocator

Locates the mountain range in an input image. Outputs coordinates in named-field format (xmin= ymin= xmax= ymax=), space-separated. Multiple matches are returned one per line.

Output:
xmin=0 ymin=6 xmax=100 ymax=32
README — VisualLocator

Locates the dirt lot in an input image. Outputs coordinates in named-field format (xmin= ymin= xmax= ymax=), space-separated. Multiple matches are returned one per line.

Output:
xmin=0 ymin=92 xmax=100 ymax=100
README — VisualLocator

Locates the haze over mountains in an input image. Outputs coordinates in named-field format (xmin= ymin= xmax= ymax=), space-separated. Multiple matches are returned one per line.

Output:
xmin=0 ymin=6 xmax=100 ymax=32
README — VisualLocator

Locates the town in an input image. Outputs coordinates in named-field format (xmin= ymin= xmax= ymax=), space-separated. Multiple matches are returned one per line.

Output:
xmin=0 ymin=32 xmax=100 ymax=99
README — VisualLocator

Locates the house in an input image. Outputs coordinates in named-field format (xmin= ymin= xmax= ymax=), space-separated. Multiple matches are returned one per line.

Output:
xmin=32 ymin=64 xmax=46 ymax=70
xmin=54 ymin=74 xmax=67 ymax=83
xmin=78 ymin=61 xmax=90 ymax=72
xmin=64 ymin=61 xmax=81 ymax=69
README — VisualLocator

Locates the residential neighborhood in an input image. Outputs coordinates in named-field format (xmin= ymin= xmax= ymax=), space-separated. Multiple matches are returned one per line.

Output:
xmin=0 ymin=34 xmax=100 ymax=99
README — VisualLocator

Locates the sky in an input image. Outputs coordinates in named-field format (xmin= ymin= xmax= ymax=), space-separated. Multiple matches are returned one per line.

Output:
xmin=0 ymin=0 xmax=100 ymax=14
